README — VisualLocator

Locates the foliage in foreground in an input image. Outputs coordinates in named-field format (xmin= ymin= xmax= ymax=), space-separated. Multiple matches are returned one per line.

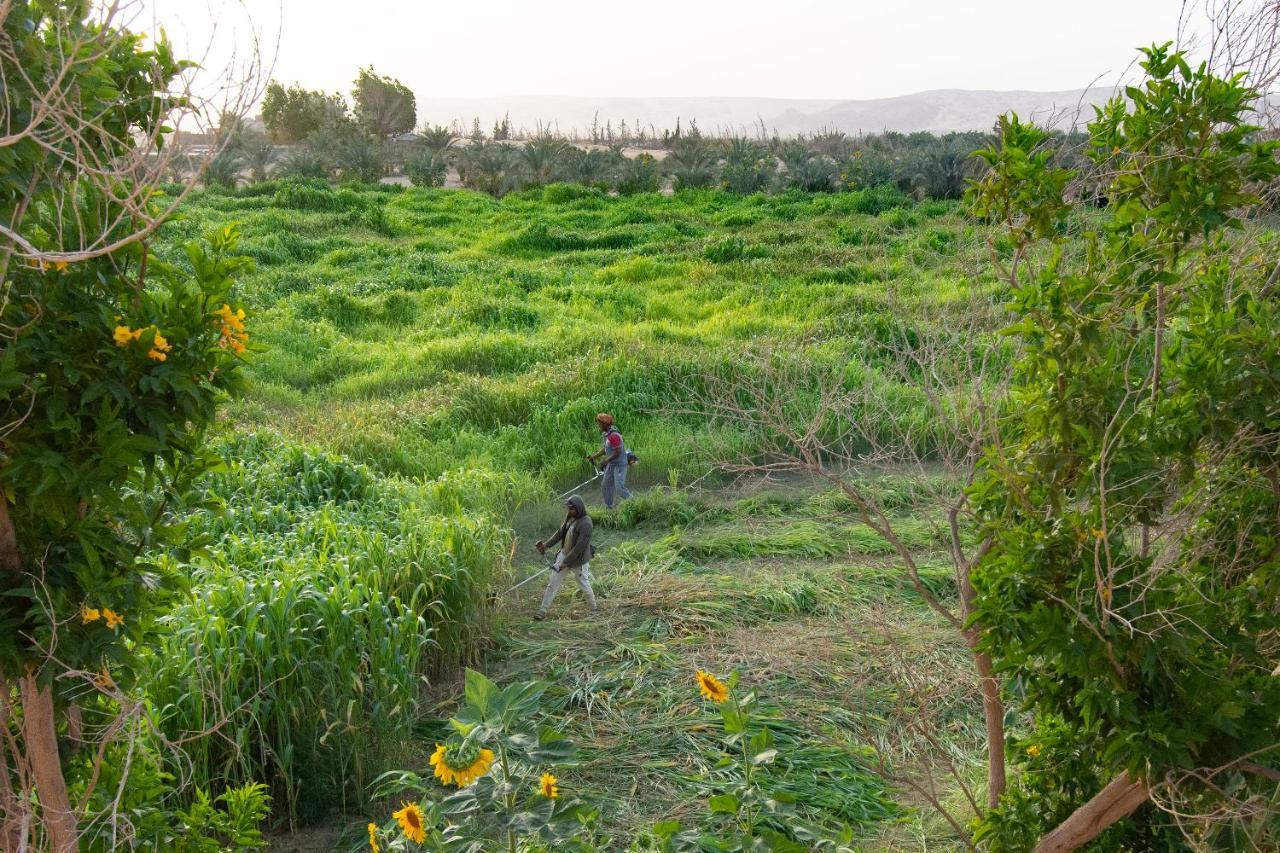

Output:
xmin=370 ymin=670 xmax=868 ymax=852
xmin=970 ymin=44 xmax=1280 ymax=848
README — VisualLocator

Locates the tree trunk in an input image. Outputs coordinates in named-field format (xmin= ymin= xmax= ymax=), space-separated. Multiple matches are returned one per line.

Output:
xmin=1034 ymin=771 xmax=1149 ymax=853
xmin=972 ymin=648 xmax=1006 ymax=809
xmin=18 ymin=674 xmax=77 ymax=852
xmin=0 ymin=679 xmax=24 ymax=853
xmin=0 ymin=498 xmax=19 ymax=574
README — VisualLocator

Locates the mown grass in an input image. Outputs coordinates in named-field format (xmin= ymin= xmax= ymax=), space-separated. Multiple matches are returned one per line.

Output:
xmin=472 ymin=477 xmax=984 ymax=846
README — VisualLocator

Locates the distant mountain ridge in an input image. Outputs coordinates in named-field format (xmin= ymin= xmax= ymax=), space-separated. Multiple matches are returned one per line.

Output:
xmin=416 ymin=88 xmax=1119 ymax=137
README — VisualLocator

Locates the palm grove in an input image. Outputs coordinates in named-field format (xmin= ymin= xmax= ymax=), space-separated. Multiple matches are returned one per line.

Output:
xmin=2 ymin=2 xmax=1279 ymax=852
xmin=209 ymin=74 xmax=990 ymax=200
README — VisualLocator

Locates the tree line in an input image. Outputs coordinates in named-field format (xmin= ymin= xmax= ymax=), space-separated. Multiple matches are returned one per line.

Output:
xmin=199 ymin=73 xmax=1065 ymax=200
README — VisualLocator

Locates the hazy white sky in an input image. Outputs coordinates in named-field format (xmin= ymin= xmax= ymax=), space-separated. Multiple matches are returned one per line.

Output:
xmin=138 ymin=0 xmax=1187 ymax=101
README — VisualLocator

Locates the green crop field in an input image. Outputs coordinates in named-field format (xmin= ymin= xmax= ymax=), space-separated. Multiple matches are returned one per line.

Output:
xmin=140 ymin=180 xmax=999 ymax=847
xmin=12 ymin=6 xmax=1278 ymax=849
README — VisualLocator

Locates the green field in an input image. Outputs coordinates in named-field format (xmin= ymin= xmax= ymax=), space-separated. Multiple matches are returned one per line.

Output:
xmin=151 ymin=180 xmax=997 ymax=846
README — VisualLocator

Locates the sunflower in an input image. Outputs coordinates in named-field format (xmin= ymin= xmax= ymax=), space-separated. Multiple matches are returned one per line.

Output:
xmin=429 ymin=741 xmax=495 ymax=788
xmin=539 ymin=772 xmax=559 ymax=799
xmin=696 ymin=670 xmax=729 ymax=703
xmin=392 ymin=802 xmax=426 ymax=844
xmin=367 ymin=822 xmax=380 ymax=853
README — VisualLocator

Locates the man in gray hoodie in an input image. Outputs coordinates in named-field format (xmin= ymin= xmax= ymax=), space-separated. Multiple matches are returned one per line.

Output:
xmin=533 ymin=494 xmax=597 ymax=620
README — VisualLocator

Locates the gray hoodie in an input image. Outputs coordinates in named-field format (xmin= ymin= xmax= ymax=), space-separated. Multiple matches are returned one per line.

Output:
xmin=544 ymin=495 xmax=593 ymax=569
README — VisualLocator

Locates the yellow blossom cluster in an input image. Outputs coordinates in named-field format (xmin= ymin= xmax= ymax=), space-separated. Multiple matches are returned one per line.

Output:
xmin=213 ymin=304 xmax=248 ymax=354
xmin=82 ymin=606 xmax=124 ymax=630
xmin=113 ymin=325 xmax=171 ymax=361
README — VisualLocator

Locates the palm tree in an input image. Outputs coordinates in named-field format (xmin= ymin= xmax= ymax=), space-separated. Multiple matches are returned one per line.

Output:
xmin=419 ymin=124 xmax=457 ymax=153
xmin=667 ymin=138 xmax=718 ymax=189
xmin=780 ymin=142 xmax=837 ymax=192
xmin=518 ymin=135 xmax=568 ymax=187
xmin=720 ymin=137 xmax=774 ymax=194
xmin=238 ymin=132 xmax=276 ymax=182
xmin=563 ymin=147 xmax=620 ymax=187
xmin=910 ymin=135 xmax=975 ymax=200
xmin=461 ymin=142 xmax=517 ymax=196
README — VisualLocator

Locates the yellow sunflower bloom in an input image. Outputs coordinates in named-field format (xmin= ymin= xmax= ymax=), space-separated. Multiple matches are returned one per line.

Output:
xmin=367 ymin=821 xmax=380 ymax=852
xmin=429 ymin=743 xmax=455 ymax=786
xmin=430 ymin=742 xmax=494 ymax=788
xmin=102 ymin=608 xmax=124 ymax=630
xmin=82 ymin=607 xmax=101 ymax=624
xmin=453 ymin=748 xmax=495 ymax=787
xmin=539 ymin=772 xmax=559 ymax=798
xmin=696 ymin=670 xmax=729 ymax=703
xmin=392 ymin=802 xmax=426 ymax=844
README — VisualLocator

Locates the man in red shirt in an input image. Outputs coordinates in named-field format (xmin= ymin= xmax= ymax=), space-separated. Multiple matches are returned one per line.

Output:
xmin=586 ymin=413 xmax=633 ymax=508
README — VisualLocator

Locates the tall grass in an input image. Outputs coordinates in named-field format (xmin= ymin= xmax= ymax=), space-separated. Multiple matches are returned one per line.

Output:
xmin=158 ymin=180 xmax=993 ymax=491
xmin=141 ymin=433 xmax=512 ymax=825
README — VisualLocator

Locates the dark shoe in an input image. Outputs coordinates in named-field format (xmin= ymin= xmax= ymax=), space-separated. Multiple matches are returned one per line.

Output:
xmin=533 ymin=612 xmax=546 ymax=621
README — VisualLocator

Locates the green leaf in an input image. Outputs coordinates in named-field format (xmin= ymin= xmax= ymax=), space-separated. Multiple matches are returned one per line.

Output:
xmin=463 ymin=668 xmax=498 ymax=716
xmin=708 ymin=793 xmax=740 ymax=814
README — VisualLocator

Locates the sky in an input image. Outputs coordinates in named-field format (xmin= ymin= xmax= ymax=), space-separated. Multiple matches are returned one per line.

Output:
xmin=135 ymin=0 xmax=1190 ymax=103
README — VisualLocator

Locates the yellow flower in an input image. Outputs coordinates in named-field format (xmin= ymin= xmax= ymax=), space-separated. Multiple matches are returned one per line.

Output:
xmin=429 ymin=743 xmax=454 ymax=786
xmin=102 ymin=609 xmax=124 ymax=630
xmin=367 ymin=821 xmax=380 ymax=853
xmin=453 ymin=748 xmax=494 ymax=787
xmin=95 ymin=667 xmax=114 ymax=690
xmin=1027 ymin=744 xmax=1041 ymax=757
xmin=214 ymin=304 xmax=249 ymax=354
xmin=147 ymin=332 xmax=171 ymax=362
xmin=54 ymin=261 xmax=68 ymax=273
xmin=113 ymin=326 xmax=139 ymax=347
xmin=539 ymin=772 xmax=559 ymax=799
xmin=696 ymin=670 xmax=728 ymax=703
xmin=82 ymin=607 xmax=102 ymax=624
xmin=392 ymin=802 xmax=426 ymax=844
xmin=429 ymin=742 xmax=494 ymax=788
